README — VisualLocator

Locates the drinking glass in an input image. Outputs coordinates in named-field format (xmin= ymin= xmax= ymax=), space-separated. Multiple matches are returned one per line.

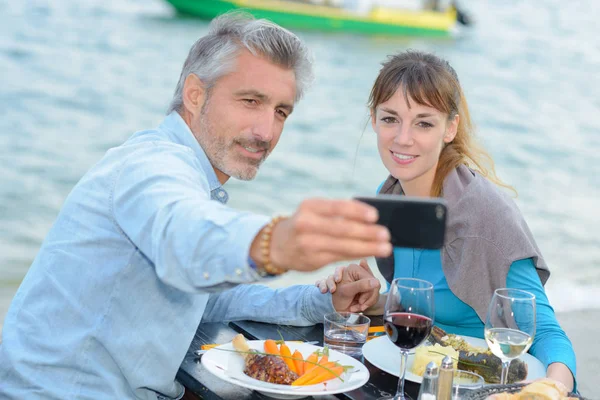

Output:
xmin=484 ymin=288 xmax=536 ymax=385
xmin=378 ymin=278 xmax=434 ymax=400
xmin=323 ymin=312 xmax=370 ymax=357
xmin=451 ymin=370 xmax=484 ymax=399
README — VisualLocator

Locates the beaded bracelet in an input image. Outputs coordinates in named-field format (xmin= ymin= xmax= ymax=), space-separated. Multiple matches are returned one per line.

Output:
xmin=259 ymin=216 xmax=288 ymax=276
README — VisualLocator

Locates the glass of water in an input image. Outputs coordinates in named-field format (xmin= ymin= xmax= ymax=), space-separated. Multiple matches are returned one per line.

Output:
xmin=323 ymin=312 xmax=370 ymax=357
xmin=451 ymin=370 xmax=484 ymax=399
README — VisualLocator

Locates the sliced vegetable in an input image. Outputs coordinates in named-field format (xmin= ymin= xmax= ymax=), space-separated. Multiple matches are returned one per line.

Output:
xmin=279 ymin=343 xmax=297 ymax=374
xmin=303 ymin=351 xmax=329 ymax=376
xmin=292 ymin=350 xmax=304 ymax=376
xmin=291 ymin=361 xmax=337 ymax=386
xmin=304 ymin=364 xmax=345 ymax=385
xmin=264 ymin=339 xmax=280 ymax=356
xmin=318 ymin=354 xmax=329 ymax=365
xmin=303 ymin=351 xmax=319 ymax=374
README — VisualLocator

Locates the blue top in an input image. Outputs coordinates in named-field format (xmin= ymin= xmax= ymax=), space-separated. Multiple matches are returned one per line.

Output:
xmin=391 ymin=247 xmax=577 ymax=382
xmin=0 ymin=112 xmax=335 ymax=400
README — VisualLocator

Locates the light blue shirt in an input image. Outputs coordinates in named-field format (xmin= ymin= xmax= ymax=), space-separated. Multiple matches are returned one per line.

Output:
xmin=0 ymin=112 xmax=334 ymax=399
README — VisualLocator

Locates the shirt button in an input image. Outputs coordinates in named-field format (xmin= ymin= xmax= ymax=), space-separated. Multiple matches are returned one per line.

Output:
xmin=235 ymin=269 xmax=243 ymax=276
xmin=218 ymin=191 xmax=225 ymax=198
xmin=203 ymin=272 xmax=210 ymax=280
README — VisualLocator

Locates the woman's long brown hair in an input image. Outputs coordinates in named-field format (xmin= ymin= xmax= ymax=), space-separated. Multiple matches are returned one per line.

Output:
xmin=368 ymin=50 xmax=514 ymax=197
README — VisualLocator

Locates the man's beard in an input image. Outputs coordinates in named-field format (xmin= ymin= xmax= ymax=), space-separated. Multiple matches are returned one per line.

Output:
xmin=197 ymin=103 xmax=270 ymax=181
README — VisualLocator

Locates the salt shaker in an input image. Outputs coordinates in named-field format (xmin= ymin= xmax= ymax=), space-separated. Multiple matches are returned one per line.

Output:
xmin=417 ymin=361 xmax=439 ymax=400
xmin=436 ymin=355 xmax=454 ymax=400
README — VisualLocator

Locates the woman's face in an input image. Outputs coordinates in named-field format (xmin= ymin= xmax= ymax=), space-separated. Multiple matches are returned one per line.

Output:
xmin=372 ymin=87 xmax=458 ymax=196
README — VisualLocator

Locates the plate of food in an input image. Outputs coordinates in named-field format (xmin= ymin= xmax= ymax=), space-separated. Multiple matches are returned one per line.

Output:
xmin=362 ymin=326 xmax=545 ymax=385
xmin=201 ymin=335 xmax=370 ymax=399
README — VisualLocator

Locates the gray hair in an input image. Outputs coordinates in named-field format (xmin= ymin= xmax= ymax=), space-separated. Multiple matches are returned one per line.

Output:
xmin=167 ymin=12 xmax=314 ymax=114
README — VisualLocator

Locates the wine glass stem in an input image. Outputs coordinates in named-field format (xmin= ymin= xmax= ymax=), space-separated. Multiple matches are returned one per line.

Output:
xmin=394 ymin=349 xmax=409 ymax=400
xmin=500 ymin=359 xmax=511 ymax=385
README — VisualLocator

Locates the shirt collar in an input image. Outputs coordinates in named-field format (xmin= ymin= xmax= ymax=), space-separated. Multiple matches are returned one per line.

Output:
xmin=159 ymin=112 xmax=228 ymax=203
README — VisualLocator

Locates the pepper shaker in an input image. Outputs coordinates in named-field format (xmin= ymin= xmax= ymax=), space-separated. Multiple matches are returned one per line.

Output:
xmin=436 ymin=355 xmax=454 ymax=400
xmin=417 ymin=361 xmax=439 ymax=400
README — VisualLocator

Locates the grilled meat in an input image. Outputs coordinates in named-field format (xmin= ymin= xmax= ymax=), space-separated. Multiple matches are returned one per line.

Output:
xmin=232 ymin=334 xmax=299 ymax=385
xmin=429 ymin=326 xmax=528 ymax=384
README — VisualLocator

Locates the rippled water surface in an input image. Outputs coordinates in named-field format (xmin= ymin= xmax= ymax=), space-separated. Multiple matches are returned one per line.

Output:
xmin=1 ymin=0 xmax=599 ymax=316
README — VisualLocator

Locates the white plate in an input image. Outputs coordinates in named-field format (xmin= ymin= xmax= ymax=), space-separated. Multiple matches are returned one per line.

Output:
xmin=362 ymin=335 xmax=546 ymax=384
xmin=201 ymin=340 xmax=370 ymax=399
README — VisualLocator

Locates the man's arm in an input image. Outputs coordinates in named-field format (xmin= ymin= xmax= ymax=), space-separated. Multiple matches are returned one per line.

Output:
xmin=113 ymin=147 xmax=268 ymax=293
xmin=203 ymin=264 xmax=382 ymax=326
xmin=202 ymin=285 xmax=334 ymax=326
xmin=113 ymin=146 xmax=393 ymax=293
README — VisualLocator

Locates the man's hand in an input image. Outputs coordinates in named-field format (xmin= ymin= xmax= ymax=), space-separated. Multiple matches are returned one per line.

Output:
xmin=329 ymin=260 xmax=381 ymax=313
xmin=250 ymin=199 xmax=392 ymax=272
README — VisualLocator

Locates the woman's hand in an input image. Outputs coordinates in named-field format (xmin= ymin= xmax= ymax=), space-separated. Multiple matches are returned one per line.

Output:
xmin=329 ymin=262 xmax=381 ymax=313
xmin=316 ymin=259 xmax=374 ymax=294
xmin=316 ymin=259 xmax=386 ymax=315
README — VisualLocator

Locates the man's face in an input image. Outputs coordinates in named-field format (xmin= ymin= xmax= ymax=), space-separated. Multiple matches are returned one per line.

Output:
xmin=188 ymin=50 xmax=296 ymax=182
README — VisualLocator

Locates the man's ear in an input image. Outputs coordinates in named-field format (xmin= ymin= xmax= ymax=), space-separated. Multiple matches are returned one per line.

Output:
xmin=182 ymin=74 xmax=206 ymax=117
xmin=444 ymin=114 xmax=459 ymax=143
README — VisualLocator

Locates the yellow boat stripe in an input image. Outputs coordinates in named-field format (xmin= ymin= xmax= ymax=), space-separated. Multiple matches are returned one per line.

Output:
xmin=231 ymin=0 xmax=455 ymax=30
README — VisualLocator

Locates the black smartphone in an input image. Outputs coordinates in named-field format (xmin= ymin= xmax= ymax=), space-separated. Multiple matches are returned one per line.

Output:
xmin=354 ymin=195 xmax=447 ymax=249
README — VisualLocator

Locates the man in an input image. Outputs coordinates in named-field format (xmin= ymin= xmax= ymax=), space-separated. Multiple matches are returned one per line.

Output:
xmin=0 ymin=13 xmax=389 ymax=399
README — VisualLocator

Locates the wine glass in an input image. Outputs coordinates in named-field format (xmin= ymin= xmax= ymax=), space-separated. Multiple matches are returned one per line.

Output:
xmin=379 ymin=278 xmax=435 ymax=400
xmin=484 ymin=288 xmax=536 ymax=385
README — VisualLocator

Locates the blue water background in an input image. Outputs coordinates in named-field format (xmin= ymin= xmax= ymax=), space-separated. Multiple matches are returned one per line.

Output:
xmin=1 ymin=0 xmax=599 ymax=316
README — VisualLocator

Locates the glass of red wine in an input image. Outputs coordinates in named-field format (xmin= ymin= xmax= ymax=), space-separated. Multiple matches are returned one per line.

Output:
xmin=379 ymin=278 xmax=434 ymax=400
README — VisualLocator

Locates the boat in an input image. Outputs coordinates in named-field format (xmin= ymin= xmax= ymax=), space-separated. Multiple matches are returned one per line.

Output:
xmin=163 ymin=0 xmax=461 ymax=37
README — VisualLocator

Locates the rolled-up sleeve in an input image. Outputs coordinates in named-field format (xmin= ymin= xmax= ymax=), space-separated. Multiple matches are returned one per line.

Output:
xmin=111 ymin=143 xmax=270 ymax=292
xmin=202 ymin=285 xmax=335 ymax=326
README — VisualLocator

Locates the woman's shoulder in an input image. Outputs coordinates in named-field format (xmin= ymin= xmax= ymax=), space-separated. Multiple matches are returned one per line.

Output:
xmin=467 ymin=171 xmax=521 ymax=215
xmin=445 ymin=168 xmax=529 ymax=250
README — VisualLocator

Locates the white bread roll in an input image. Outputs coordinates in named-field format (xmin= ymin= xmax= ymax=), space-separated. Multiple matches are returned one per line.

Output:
xmin=534 ymin=379 xmax=569 ymax=397
xmin=518 ymin=381 xmax=562 ymax=400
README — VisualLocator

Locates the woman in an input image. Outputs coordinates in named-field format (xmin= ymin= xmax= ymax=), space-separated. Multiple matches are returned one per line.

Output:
xmin=317 ymin=50 xmax=576 ymax=391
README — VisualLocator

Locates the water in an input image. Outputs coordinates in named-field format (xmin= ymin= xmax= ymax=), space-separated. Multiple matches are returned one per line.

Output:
xmin=451 ymin=370 xmax=484 ymax=400
xmin=324 ymin=329 xmax=367 ymax=357
xmin=1 ymin=0 xmax=599 ymax=328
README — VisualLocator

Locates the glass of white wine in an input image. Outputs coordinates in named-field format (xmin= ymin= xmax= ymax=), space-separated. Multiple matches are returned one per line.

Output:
xmin=484 ymin=288 xmax=536 ymax=385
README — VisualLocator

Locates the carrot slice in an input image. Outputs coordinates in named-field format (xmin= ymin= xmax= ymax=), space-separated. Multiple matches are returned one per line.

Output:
xmin=292 ymin=350 xmax=304 ymax=375
xmin=304 ymin=365 xmax=345 ymax=385
xmin=264 ymin=339 xmax=280 ymax=356
xmin=315 ymin=347 xmax=329 ymax=368
xmin=305 ymin=352 xmax=318 ymax=366
xmin=279 ymin=343 xmax=297 ymax=374
xmin=303 ymin=353 xmax=329 ymax=376
xmin=291 ymin=361 xmax=337 ymax=386
xmin=302 ymin=352 xmax=319 ymax=375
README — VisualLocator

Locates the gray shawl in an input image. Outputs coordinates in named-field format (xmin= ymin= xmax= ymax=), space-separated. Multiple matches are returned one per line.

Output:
xmin=375 ymin=164 xmax=550 ymax=322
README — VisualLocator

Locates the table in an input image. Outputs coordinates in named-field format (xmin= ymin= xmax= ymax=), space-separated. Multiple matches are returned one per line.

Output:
xmin=177 ymin=318 xmax=421 ymax=399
